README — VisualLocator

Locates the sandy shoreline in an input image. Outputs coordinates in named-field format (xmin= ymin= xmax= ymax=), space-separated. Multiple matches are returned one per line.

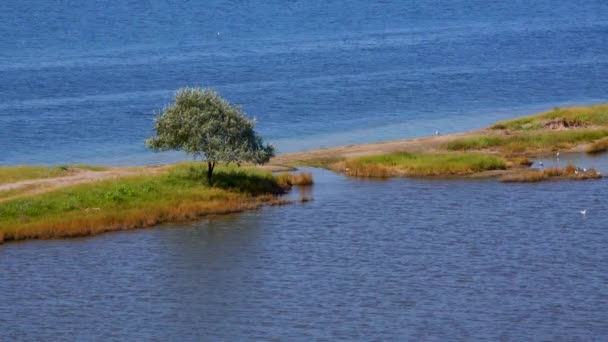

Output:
xmin=270 ymin=128 xmax=497 ymax=166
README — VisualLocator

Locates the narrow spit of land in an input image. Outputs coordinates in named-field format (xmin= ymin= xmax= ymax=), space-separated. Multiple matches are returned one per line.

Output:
xmin=1 ymin=104 xmax=606 ymax=244
xmin=0 ymin=163 xmax=310 ymax=244
xmin=272 ymin=104 xmax=608 ymax=182
xmin=4 ymin=105 xmax=606 ymax=199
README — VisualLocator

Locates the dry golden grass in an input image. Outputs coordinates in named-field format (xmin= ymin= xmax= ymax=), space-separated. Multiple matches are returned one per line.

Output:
xmin=275 ymin=172 xmax=315 ymax=186
xmin=291 ymin=172 xmax=314 ymax=185
xmin=500 ymin=164 xmax=601 ymax=182
xmin=0 ymin=196 xmax=270 ymax=244
xmin=500 ymin=170 xmax=547 ymax=183
xmin=587 ymin=138 xmax=608 ymax=154
xmin=506 ymin=156 xmax=533 ymax=167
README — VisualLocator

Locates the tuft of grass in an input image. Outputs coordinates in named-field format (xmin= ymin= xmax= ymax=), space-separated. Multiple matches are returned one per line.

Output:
xmin=500 ymin=164 xmax=601 ymax=182
xmin=291 ymin=172 xmax=314 ymax=185
xmin=336 ymin=152 xmax=507 ymax=178
xmin=275 ymin=172 xmax=315 ymax=187
xmin=586 ymin=138 xmax=608 ymax=154
xmin=492 ymin=104 xmax=608 ymax=131
xmin=0 ymin=163 xmax=288 ymax=244
xmin=446 ymin=129 xmax=608 ymax=154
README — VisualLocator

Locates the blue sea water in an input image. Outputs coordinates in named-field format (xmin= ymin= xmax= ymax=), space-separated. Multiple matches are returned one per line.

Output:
xmin=3 ymin=167 xmax=608 ymax=340
xmin=1 ymin=0 xmax=607 ymax=165
xmin=2 ymin=2 xmax=608 ymax=340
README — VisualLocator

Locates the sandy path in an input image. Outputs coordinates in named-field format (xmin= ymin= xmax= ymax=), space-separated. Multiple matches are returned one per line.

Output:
xmin=0 ymin=167 xmax=166 ymax=201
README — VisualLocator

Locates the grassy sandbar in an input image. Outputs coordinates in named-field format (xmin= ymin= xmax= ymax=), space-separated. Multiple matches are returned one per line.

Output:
xmin=0 ymin=163 xmax=297 ymax=244
xmin=334 ymin=152 xmax=507 ymax=178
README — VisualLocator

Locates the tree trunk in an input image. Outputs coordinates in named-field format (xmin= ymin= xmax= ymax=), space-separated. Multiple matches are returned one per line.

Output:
xmin=207 ymin=161 xmax=215 ymax=185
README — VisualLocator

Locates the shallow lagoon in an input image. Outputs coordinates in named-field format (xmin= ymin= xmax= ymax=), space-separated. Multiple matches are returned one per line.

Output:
xmin=2 ymin=166 xmax=608 ymax=340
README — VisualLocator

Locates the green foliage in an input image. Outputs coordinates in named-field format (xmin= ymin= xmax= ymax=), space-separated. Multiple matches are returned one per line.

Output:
xmin=146 ymin=88 xmax=275 ymax=181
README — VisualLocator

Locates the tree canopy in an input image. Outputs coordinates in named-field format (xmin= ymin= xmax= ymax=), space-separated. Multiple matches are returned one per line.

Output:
xmin=146 ymin=88 xmax=275 ymax=183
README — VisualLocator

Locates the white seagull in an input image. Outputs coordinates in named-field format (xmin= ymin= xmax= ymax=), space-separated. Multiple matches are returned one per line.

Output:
xmin=580 ymin=209 xmax=587 ymax=215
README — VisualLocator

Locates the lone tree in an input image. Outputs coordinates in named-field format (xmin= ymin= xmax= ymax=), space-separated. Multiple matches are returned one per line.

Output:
xmin=146 ymin=88 xmax=275 ymax=183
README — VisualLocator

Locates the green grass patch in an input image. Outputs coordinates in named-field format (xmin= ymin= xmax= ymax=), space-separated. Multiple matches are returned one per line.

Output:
xmin=491 ymin=104 xmax=608 ymax=131
xmin=169 ymin=162 xmax=285 ymax=194
xmin=0 ymin=163 xmax=288 ymax=243
xmin=339 ymin=152 xmax=507 ymax=177
xmin=446 ymin=129 xmax=608 ymax=153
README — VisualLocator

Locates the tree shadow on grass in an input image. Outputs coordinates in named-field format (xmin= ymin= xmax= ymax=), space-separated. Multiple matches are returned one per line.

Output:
xmin=211 ymin=170 xmax=285 ymax=195
xmin=170 ymin=163 xmax=285 ymax=195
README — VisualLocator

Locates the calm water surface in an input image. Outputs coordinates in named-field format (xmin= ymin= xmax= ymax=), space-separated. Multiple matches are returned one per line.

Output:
xmin=2 ymin=1 xmax=608 ymax=340
xmin=2 ymin=167 xmax=608 ymax=340
xmin=1 ymin=0 xmax=607 ymax=165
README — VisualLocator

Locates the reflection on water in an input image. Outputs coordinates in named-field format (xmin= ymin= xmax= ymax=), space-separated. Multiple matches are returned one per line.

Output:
xmin=2 ymin=164 xmax=608 ymax=340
